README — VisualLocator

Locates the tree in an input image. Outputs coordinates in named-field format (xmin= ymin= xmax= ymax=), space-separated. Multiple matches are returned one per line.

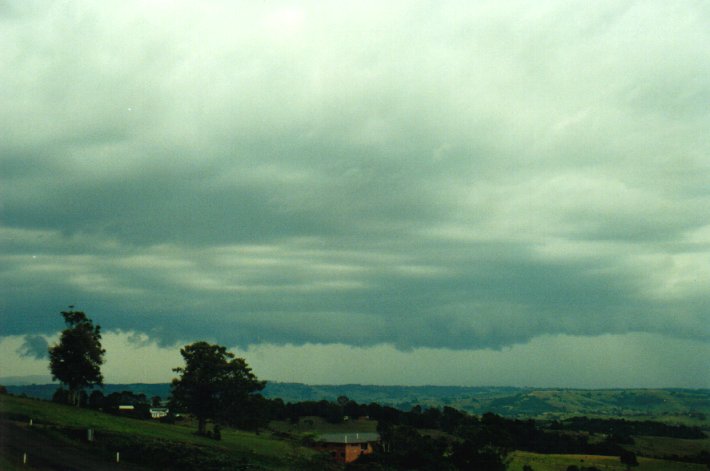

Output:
xmin=170 ymin=341 xmax=265 ymax=435
xmin=88 ymin=390 xmax=105 ymax=409
xmin=337 ymin=395 xmax=350 ymax=406
xmin=48 ymin=309 xmax=105 ymax=406
xmin=619 ymin=450 xmax=639 ymax=470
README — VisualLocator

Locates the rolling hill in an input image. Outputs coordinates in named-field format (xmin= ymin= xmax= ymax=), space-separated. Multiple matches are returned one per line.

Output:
xmin=6 ymin=382 xmax=708 ymax=425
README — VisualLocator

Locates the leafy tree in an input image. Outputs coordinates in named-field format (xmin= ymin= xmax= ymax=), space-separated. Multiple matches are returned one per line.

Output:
xmin=102 ymin=391 xmax=151 ymax=419
xmin=619 ymin=450 xmax=639 ymax=470
xmin=368 ymin=423 xmax=455 ymax=470
xmin=337 ymin=395 xmax=350 ymax=406
xmin=48 ymin=309 xmax=105 ymax=406
xmin=170 ymin=341 xmax=265 ymax=435
xmin=451 ymin=442 xmax=506 ymax=471
xmin=88 ymin=390 xmax=105 ymax=409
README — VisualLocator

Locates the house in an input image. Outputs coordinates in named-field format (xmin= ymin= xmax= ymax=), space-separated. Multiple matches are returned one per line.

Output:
xmin=149 ymin=407 xmax=169 ymax=419
xmin=313 ymin=432 xmax=379 ymax=464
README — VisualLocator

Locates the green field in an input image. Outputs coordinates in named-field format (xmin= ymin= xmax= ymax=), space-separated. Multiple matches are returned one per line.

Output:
xmin=508 ymin=450 xmax=707 ymax=471
xmin=0 ymin=394 xmax=319 ymax=470
xmin=629 ymin=434 xmax=710 ymax=459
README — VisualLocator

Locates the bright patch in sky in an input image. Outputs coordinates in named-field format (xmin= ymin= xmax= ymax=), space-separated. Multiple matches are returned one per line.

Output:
xmin=265 ymin=7 xmax=305 ymax=36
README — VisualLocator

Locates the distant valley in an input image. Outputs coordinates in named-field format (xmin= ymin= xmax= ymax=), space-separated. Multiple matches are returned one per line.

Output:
xmin=5 ymin=381 xmax=709 ymax=424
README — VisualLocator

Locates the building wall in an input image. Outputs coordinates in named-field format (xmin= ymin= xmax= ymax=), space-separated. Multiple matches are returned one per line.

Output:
xmin=344 ymin=442 xmax=373 ymax=463
xmin=314 ymin=441 xmax=374 ymax=463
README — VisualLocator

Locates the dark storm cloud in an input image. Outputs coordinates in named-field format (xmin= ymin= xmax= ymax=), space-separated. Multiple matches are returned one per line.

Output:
xmin=2 ymin=141 xmax=450 ymax=246
xmin=16 ymin=335 xmax=49 ymax=359
xmin=1 ymin=0 xmax=709 ymax=360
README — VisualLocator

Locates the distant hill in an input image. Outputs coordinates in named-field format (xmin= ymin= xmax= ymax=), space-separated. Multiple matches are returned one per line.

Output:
xmin=261 ymin=384 xmax=709 ymax=425
xmin=0 ymin=375 xmax=55 ymax=386
xmin=4 ymin=381 xmax=522 ymax=405
xmin=4 ymin=381 xmax=709 ymax=425
xmin=4 ymin=383 xmax=172 ymax=402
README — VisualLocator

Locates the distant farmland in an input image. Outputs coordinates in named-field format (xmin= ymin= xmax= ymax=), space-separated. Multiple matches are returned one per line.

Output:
xmin=7 ymin=382 xmax=709 ymax=424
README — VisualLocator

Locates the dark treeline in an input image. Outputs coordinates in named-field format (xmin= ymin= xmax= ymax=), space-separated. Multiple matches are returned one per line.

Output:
xmin=551 ymin=416 xmax=706 ymax=439
xmin=53 ymin=388 xmax=159 ymax=420
xmin=52 ymin=388 xmax=707 ymax=445
xmin=350 ymin=403 xmax=627 ymax=470
xmin=268 ymin=398 xmax=710 ymax=469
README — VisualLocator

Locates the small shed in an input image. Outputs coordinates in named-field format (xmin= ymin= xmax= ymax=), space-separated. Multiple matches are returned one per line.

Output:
xmin=149 ymin=407 xmax=169 ymax=419
xmin=314 ymin=432 xmax=379 ymax=463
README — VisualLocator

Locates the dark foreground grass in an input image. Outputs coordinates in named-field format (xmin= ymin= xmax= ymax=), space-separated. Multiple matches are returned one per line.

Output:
xmin=508 ymin=450 xmax=707 ymax=471
xmin=0 ymin=454 xmax=24 ymax=471
xmin=0 ymin=394 xmax=320 ymax=470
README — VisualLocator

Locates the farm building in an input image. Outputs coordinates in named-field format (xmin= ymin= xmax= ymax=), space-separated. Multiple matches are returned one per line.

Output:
xmin=314 ymin=432 xmax=379 ymax=463
xmin=149 ymin=407 xmax=169 ymax=419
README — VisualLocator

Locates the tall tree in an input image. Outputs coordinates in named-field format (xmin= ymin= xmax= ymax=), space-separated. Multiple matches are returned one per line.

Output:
xmin=170 ymin=341 xmax=265 ymax=435
xmin=48 ymin=309 xmax=105 ymax=406
xmin=619 ymin=450 xmax=639 ymax=470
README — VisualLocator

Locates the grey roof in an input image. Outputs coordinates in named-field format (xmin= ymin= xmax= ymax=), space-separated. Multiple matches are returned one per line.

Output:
xmin=316 ymin=433 xmax=379 ymax=444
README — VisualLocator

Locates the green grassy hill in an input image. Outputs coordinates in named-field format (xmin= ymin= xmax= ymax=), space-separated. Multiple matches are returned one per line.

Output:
xmin=0 ymin=393 xmax=324 ymax=470
xmin=508 ymin=450 xmax=708 ymax=471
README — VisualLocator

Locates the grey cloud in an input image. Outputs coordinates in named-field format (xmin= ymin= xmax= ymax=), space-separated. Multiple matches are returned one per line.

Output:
xmin=3 ymin=231 xmax=706 ymax=351
xmin=1 ymin=0 xmax=709 ymax=365
xmin=16 ymin=335 xmax=49 ymax=359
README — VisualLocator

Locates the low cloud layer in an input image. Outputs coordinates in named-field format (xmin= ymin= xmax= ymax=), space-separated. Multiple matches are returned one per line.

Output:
xmin=2 ymin=332 xmax=709 ymax=388
xmin=1 ymin=1 xmax=709 ymax=385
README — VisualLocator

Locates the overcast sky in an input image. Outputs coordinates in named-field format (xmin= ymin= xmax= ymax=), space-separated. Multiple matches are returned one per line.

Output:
xmin=1 ymin=0 xmax=709 ymax=388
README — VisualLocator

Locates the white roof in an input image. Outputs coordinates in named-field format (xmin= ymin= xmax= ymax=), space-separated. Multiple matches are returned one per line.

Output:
xmin=317 ymin=433 xmax=379 ymax=444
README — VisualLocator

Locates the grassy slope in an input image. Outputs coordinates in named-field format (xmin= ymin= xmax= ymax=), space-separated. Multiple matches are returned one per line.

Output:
xmin=483 ymin=389 xmax=710 ymax=426
xmin=629 ymin=435 xmax=710 ymax=459
xmin=508 ymin=450 xmax=707 ymax=471
xmin=0 ymin=394 xmax=316 ymax=470
xmin=0 ymin=455 xmax=24 ymax=471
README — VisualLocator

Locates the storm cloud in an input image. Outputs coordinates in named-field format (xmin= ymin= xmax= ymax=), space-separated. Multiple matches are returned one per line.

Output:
xmin=1 ymin=1 xmax=709 ymax=385
xmin=16 ymin=335 xmax=49 ymax=360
